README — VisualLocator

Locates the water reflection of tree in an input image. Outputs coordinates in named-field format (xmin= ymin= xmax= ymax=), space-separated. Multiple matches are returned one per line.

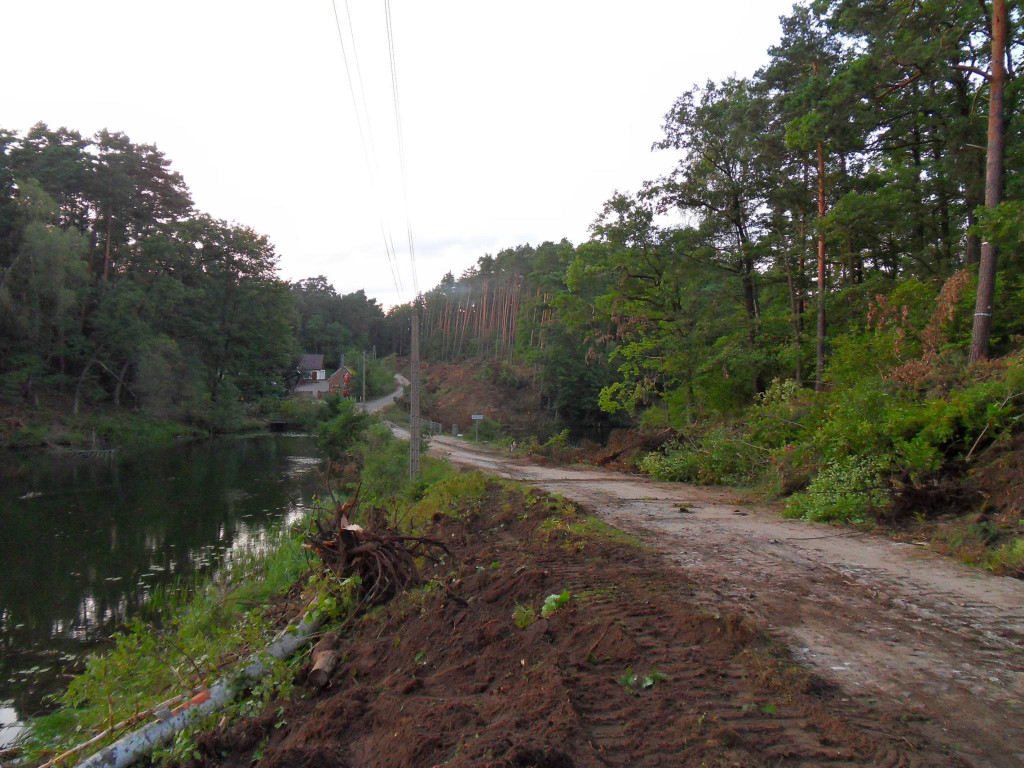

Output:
xmin=0 ymin=436 xmax=320 ymax=711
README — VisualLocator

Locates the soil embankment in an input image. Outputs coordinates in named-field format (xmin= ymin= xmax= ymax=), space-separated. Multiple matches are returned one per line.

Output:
xmin=414 ymin=434 xmax=1024 ymax=767
xmin=412 ymin=359 xmax=548 ymax=437
xmin=192 ymin=477 xmax=957 ymax=767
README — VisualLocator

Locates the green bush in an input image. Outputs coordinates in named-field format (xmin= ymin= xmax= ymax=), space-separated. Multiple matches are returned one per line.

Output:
xmin=783 ymin=456 xmax=888 ymax=523
xmin=316 ymin=397 xmax=374 ymax=459
xmin=183 ymin=390 xmax=245 ymax=434
xmin=747 ymin=378 xmax=813 ymax=450
xmin=985 ymin=537 xmax=1024 ymax=577
xmin=639 ymin=446 xmax=701 ymax=482
xmin=639 ymin=427 xmax=767 ymax=486
xmin=493 ymin=362 xmax=528 ymax=390
xmin=278 ymin=397 xmax=328 ymax=430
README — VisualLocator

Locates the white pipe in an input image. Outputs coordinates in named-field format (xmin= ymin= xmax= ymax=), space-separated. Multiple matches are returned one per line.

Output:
xmin=74 ymin=613 xmax=322 ymax=768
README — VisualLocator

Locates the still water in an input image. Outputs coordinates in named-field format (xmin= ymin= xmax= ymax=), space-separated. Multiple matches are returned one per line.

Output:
xmin=0 ymin=433 xmax=324 ymax=748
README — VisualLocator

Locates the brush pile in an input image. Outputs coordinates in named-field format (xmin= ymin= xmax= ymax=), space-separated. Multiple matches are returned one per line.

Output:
xmin=304 ymin=495 xmax=451 ymax=606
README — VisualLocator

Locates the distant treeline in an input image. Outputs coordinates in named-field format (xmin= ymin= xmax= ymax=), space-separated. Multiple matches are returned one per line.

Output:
xmin=0 ymin=124 xmax=391 ymax=427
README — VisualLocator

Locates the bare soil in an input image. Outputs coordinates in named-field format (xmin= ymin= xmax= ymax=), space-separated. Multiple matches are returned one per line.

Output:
xmin=186 ymin=478 xmax=963 ymax=768
xmin=422 ymin=435 xmax=1024 ymax=767
xmin=416 ymin=359 xmax=548 ymax=438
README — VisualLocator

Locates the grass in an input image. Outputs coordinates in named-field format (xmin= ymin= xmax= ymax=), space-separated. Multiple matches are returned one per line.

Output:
xmin=402 ymin=470 xmax=489 ymax=530
xmin=537 ymin=513 xmax=644 ymax=550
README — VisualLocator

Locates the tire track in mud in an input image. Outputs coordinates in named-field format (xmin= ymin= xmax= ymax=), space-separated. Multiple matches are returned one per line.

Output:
xmin=425 ymin=435 xmax=1024 ymax=767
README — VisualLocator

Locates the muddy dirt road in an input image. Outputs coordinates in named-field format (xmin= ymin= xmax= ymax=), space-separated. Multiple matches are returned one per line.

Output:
xmin=407 ymin=431 xmax=1024 ymax=767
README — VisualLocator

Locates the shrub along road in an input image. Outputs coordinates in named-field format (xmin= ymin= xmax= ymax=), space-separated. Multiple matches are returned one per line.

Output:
xmin=400 ymin=430 xmax=1024 ymax=766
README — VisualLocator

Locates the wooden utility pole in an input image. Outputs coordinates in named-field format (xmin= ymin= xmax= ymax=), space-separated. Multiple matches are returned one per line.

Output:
xmin=970 ymin=0 xmax=1007 ymax=364
xmin=361 ymin=351 xmax=366 ymax=402
xmin=410 ymin=303 xmax=421 ymax=480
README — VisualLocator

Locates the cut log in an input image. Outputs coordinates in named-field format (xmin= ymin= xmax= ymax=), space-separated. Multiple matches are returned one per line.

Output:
xmin=308 ymin=649 xmax=340 ymax=688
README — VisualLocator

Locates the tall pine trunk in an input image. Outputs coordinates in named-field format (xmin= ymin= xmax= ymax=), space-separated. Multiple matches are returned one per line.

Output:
xmin=815 ymin=140 xmax=827 ymax=390
xmin=969 ymin=0 xmax=1007 ymax=363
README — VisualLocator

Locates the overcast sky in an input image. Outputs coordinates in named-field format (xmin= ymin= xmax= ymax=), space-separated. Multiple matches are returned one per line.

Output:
xmin=5 ymin=1 xmax=796 ymax=309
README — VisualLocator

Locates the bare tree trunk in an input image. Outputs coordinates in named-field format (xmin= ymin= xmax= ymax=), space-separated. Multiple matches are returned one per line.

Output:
xmin=73 ymin=359 xmax=97 ymax=416
xmin=102 ymin=205 xmax=113 ymax=282
xmin=786 ymin=252 xmax=803 ymax=387
xmin=113 ymin=361 xmax=130 ymax=406
xmin=970 ymin=0 xmax=1007 ymax=363
xmin=815 ymin=141 xmax=827 ymax=391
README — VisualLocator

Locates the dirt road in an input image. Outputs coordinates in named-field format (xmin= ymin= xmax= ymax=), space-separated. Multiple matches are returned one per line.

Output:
xmin=414 ymin=432 xmax=1024 ymax=766
xmin=358 ymin=375 xmax=408 ymax=414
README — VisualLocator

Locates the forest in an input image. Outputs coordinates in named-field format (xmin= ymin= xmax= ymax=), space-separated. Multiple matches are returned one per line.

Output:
xmin=0 ymin=125 xmax=392 ymax=439
xmin=3 ymin=0 xmax=1022 ymax=539
xmin=393 ymin=1 xmax=1024 ymax=542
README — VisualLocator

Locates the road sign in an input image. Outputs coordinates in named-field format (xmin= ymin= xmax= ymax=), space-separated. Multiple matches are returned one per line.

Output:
xmin=471 ymin=414 xmax=483 ymax=420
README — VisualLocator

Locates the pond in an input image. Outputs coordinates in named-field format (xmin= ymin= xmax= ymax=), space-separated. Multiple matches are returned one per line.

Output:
xmin=0 ymin=433 xmax=324 ymax=748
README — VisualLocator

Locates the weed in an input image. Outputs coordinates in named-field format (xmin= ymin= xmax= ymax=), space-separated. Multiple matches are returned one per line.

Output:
xmin=538 ymin=514 xmax=643 ymax=550
xmin=985 ymin=537 xmax=1024 ymax=576
xmin=619 ymin=667 xmax=667 ymax=692
xmin=512 ymin=603 xmax=537 ymax=629
xmin=541 ymin=590 xmax=571 ymax=618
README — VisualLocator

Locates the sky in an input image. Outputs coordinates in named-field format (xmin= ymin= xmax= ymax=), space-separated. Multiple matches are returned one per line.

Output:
xmin=4 ymin=1 xmax=797 ymax=310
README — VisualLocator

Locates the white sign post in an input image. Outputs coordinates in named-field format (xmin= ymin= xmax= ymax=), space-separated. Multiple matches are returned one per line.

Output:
xmin=471 ymin=414 xmax=483 ymax=442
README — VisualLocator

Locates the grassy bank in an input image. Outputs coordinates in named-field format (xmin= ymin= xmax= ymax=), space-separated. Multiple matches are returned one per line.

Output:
xmin=0 ymin=405 xmax=207 ymax=452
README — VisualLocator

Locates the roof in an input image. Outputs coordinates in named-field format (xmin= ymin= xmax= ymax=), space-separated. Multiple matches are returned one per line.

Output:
xmin=293 ymin=380 xmax=329 ymax=394
xmin=298 ymin=354 xmax=324 ymax=371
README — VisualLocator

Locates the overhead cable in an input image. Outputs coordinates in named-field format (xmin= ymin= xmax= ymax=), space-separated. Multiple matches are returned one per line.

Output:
xmin=329 ymin=0 xmax=403 ymax=299
xmin=384 ymin=0 xmax=419 ymax=296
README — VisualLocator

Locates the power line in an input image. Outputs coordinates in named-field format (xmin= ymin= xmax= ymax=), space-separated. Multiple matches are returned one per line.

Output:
xmin=342 ymin=0 xmax=406 ymax=298
xmin=380 ymin=0 xmax=422 ymax=480
xmin=329 ymin=0 xmax=403 ymax=299
xmin=384 ymin=0 xmax=419 ymax=296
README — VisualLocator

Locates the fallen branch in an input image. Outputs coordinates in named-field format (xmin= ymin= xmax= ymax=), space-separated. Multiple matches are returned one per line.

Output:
xmin=39 ymin=693 xmax=187 ymax=768
xmin=75 ymin=612 xmax=324 ymax=768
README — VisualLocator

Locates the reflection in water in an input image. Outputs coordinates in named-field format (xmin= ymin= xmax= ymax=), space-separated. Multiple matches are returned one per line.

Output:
xmin=0 ymin=434 xmax=323 ymax=745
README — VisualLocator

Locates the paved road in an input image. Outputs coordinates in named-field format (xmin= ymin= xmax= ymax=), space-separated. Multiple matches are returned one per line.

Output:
xmin=405 ymin=433 xmax=1024 ymax=767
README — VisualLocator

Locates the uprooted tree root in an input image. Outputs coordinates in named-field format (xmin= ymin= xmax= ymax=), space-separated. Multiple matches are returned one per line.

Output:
xmin=304 ymin=493 xmax=451 ymax=607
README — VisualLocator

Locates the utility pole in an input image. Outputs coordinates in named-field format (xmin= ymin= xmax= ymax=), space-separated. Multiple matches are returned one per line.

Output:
xmin=409 ymin=302 xmax=421 ymax=480
xmin=361 ymin=351 xmax=366 ymax=402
